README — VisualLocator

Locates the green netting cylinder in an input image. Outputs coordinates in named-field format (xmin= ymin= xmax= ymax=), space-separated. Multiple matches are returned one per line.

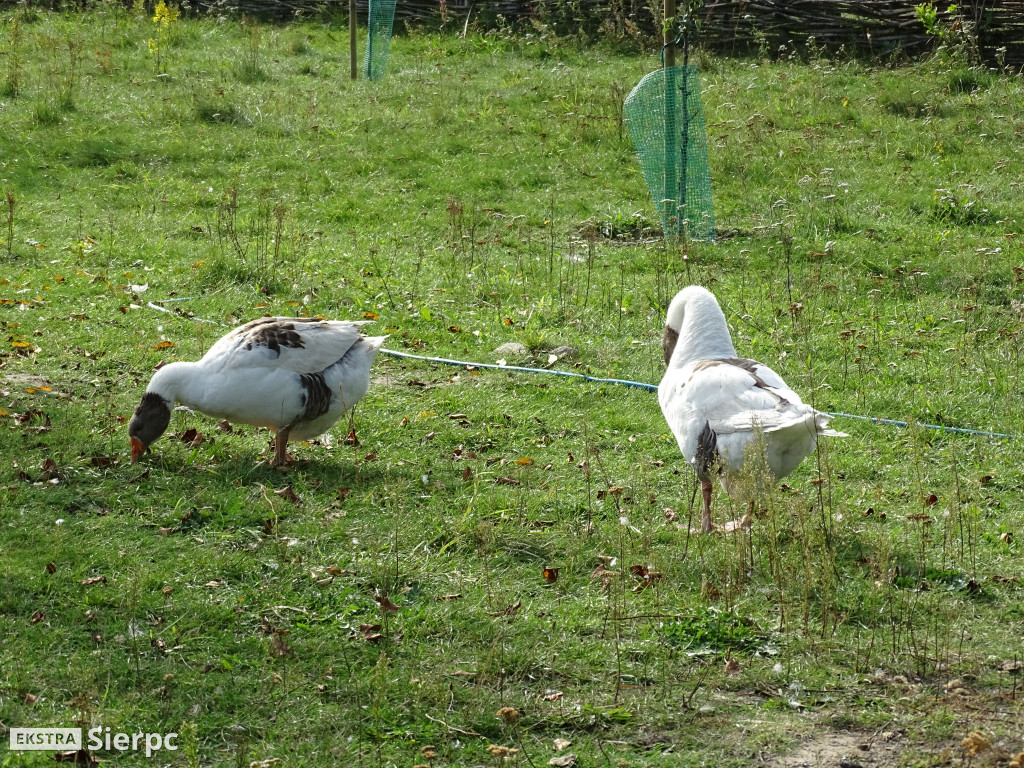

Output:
xmin=363 ymin=0 xmax=397 ymax=80
xmin=624 ymin=65 xmax=715 ymax=242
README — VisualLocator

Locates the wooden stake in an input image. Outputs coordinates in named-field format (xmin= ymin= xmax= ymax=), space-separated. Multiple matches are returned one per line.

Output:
xmin=664 ymin=0 xmax=676 ymax=67
xmin=350 ymin=0 xmax=357 ymax=79
xmin=663 ymin=0 xmax=679 ymax=239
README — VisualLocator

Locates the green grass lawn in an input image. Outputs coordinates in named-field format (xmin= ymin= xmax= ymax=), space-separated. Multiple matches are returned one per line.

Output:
xmin=2 ymin=6 xmax=1024 ymax=767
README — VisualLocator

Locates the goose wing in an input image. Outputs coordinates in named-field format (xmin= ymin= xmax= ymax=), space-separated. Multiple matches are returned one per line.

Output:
xmin=203 ymin=317 xmax=372 ymax=375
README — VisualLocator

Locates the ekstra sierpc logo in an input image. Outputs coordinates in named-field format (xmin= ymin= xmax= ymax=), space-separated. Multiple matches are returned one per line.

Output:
xmin=10 ymin=728 xmax=82 ymax=750
xmin=10 ymin=727 xmax=179 ymax=757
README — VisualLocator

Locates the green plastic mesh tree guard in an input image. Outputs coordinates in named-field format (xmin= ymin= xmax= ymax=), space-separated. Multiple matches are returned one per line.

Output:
xmin=624 ymin=65 xmax=715 ymax=242
xmin=363 ymin=0 xmax=397 ymax=80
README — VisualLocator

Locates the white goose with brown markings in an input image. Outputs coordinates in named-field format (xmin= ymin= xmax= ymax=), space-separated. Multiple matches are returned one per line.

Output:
xmin=129 ymin=317 xmax=386 ymax=466
xmin=658 ymin=286 xmax=846 ymax=533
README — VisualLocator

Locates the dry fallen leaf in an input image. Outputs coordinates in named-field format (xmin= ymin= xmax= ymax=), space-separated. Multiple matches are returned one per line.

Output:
xmin=548 ymin=754 xmax=577 ymax=767
xmin=24 ymin=693 xmax=37 ymax=705
xmin=487 ymin=600 xmax=521 ymax=618
xmin=553 ymin=738 xmax=572 ymax=751
xmin=274 ymin=486 xmax=301 ymax=504
xmin=375 ymin=594 xmax=400 ymax=613
xmin=78 ymin=576 xmax=107 ymax=586
xmin=542 ymin=566 xmax=560 ymax=583
xmin=271 ymin=633 xmax=292 ymax=657
xmin=724 ymin=658 xmax=741 ymax=675
xmin=53 ymin=749 xmax=98 ymax=764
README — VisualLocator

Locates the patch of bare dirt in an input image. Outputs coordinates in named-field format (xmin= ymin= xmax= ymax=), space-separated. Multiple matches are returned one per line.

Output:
xmin=765 ymin=730 xmax=906 ymax=768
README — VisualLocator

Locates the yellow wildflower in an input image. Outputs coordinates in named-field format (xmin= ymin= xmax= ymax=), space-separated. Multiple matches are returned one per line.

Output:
xmin=153 ymin=0 xmax=179 ymax=27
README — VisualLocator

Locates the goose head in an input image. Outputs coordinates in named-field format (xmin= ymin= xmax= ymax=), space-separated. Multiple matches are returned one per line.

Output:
xmin=128 ymin=392 xmax=172 ymax=463
xmin=662 ymin=286 xmax=737 ymax=367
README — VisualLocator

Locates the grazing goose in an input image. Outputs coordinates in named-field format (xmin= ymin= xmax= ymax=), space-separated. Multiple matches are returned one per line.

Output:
xmin=658 ymin=286 xmax=846 ymax=532
xmin=129 ymin=316 xmax=386 ymax=466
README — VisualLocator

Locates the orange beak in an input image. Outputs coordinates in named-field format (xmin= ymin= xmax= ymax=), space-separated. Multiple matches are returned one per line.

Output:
xmin=130 ymin=437 xmax=147 ymax=464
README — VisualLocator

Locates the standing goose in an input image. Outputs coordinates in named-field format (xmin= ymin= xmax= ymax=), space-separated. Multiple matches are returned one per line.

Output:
xmin=129 ymin=316 xmax=386 ymax=466
xmin=658 ymin=286 xmax=846 ymax=532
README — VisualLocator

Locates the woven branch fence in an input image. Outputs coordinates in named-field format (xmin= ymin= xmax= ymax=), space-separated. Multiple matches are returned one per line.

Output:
xmin=10 ymin=0 xmax=1024 ymax=67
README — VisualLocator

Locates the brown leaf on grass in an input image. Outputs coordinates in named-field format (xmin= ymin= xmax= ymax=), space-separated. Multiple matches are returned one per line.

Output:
xmin=462 ymin=466 xmax=473 ymax=481
xmin=162 ymin=586 xmax=173 ymax=596
xmin=542 ymin=566 xmax=560 ymax=583
xmin=151 ymin=638 xmax=166 ymax=651
xmin=274 ymin=485 xmax=300 ymax=504
xmin=590 ymin=564 xmax=617 ymax=580
xmin=435 ymin=594 xmax=463 ymax=601
xmin=30 ymin=610 xmax=45 ymax=623
xmin=363 ymin=452 xmax=377 ymax=462
xmin=924 ymin=493 xmax=938 ymax=506
xmin=178 ymin=428 xmax=198 ymax=444
xmin=487 ymin=600 xmax=521 ymax=618
xmin=158 ymin=527 xmax=176 ymax=536
xmin=260 ymin=617 xmax=280 ymax=635
xmin=906 ymin=513 xmax=933 ymax=523
xmin=325 ymin=566 xmax=355 ymax=576
xmin=724 ymin=658 xmax=741 ymax=675
xmin=152 ymin=340 xmax=175 ymax=351
xmin=515 ymin=456 xmax=535 ymax=466
xmin=78 ymin=576 xmax=107 ymax=586
xmin=548 ymin=755 xmax=577 ymax=767
xmin=24 ymin=693 xmax=37 ymax=705
xmin=543 ymin=692 xmax=565 ymax=702
xmin=359 ymin=623 xmax=383 ymax=642
xmin=217 ymin=420 xmax=233 ymax=432
xmin=188 ymin=432 xmax=206 ymax=449
xmin=336 ymin=487 xmax=351 ymax=502
xmin=89 ymin=454 xmax=115 ymax=468
xmin=496 ymin=476 xmax=520 ymax=486
xmin=204 ymin=581 xmax=221 ymax=588
xmin=343 ymin=427 xmax=359 ymax=446
xmin=53 ymin=749 xmax=98 ymax=764
xmin=629 ymin=565 xmax=664 ymax=592
xmin=271 ymin=633 xmax=293 ymax=657
xmin=45 ymin=562 xmax=56 ymax=574
xmin=263 ymin=518 xmax=276 ymax=534
xmin=375 ymin=594 xmax=400 ymax=613
xmin=41 ymin=457 xmax=59 ymax=479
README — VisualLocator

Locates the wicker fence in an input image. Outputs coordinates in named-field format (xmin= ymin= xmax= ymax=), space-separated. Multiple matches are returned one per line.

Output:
xmin=10 ymin=0 xmax=1024 ymax=67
